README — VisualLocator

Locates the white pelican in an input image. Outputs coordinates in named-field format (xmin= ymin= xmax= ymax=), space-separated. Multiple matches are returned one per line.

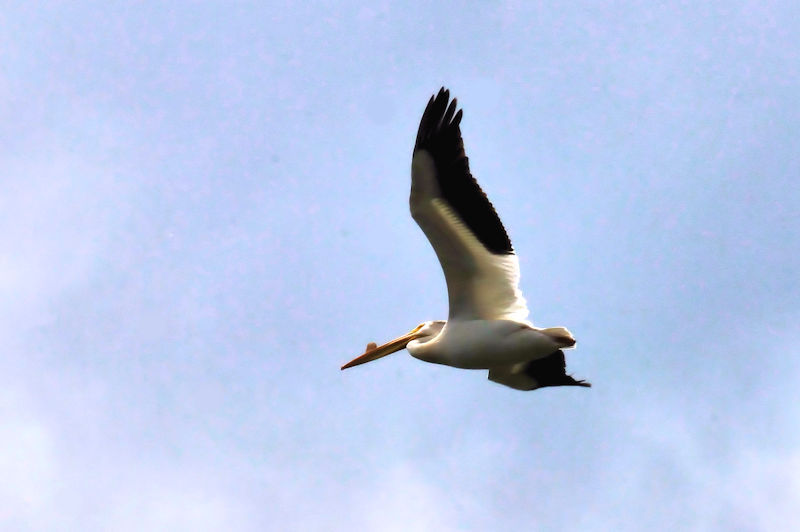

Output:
xmin=342 ymin=88 xmax=589 ymax=391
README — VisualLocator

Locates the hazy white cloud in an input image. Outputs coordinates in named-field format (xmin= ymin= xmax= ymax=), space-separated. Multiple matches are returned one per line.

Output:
xmin=102 ymin=476 xmax=253 ymax=532
xmin=0 ymin=152 xmax=130 ymax=321
xmin=0 ymin=383 xmax=257 ymax=531
xmin=358 ymin=463 xmax=460 ymax=532
xmin=716 ymin=447 xmax=800 ymax=530
xmin=0 ymin=390 xmax=56 ymax=525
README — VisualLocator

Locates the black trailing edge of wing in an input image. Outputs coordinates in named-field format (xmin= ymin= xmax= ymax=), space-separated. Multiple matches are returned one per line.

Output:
xmin=414 ymin=88 xmax=514 ymax=255
xmin=523 ymin=350 xmax=591 ymax=389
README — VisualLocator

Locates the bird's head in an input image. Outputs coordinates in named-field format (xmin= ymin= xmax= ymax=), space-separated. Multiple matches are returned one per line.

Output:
xmin=341 ymin=321 xmax=444 ymax=370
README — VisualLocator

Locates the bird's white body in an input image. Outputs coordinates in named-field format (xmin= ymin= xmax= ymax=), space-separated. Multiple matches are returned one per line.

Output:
xmin=341 ymin=89 xmax=589 ymax=391
xmin=407 ymin=320 xmax=563 ymax=369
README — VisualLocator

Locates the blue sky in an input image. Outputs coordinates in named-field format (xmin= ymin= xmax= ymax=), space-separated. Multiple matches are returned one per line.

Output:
xmin=3 ymin=1 xmax=799 ymax=530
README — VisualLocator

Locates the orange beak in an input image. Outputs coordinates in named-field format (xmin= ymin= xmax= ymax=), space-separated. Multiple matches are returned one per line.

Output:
xmin=341 ymin=324 xmax=427 ymax=370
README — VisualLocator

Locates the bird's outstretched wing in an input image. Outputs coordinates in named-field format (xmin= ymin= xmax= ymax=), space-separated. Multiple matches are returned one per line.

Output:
xmin=410 ymin=88 xmax=529 ymax=322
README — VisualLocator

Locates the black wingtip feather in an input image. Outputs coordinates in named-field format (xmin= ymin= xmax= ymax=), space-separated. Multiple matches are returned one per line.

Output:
xmin=414 ymin=88 xmax=514 ymax=255
xmin=523 ymin=350 xmax=591 ymax=389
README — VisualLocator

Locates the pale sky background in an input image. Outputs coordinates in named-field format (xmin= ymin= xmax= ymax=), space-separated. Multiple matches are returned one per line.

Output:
xmin=2 ymin=2 xmax=800 ymax=530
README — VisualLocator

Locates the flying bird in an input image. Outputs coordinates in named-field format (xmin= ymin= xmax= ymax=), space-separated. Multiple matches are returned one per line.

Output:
xmin=341 ymin=88 xmax=589 ymax=391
